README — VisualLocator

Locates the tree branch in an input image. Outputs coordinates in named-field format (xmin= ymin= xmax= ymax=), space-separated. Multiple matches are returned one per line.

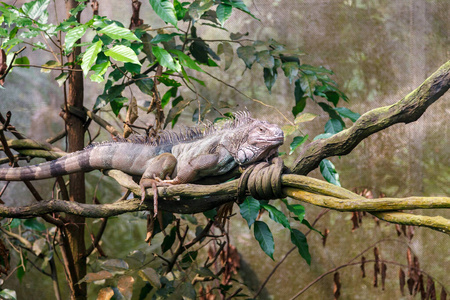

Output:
xmin=0 ymin=174 xmax=448 ymax=233
xmin=292 ymin=60 xmax=450 ymax=175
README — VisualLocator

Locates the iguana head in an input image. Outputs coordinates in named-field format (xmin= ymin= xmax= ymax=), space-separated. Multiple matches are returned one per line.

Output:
xmin=233 ymin=119 xmax=284 ymax=165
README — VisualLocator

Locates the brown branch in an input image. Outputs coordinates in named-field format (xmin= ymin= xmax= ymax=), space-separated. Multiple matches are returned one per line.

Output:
xmin=292 ymin=60 xmax=450 ymax=175
xmin=0 ymin=174 xmax=448 ymax=233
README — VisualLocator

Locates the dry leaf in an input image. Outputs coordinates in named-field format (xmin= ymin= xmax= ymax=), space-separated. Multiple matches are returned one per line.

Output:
xmin=381 ymin=263 xmax=387 ymax=290
xmin=360 ymin=256 xmax=366 ymax=278
xmin=82 ymin=270 xmax=113 ymax=283
xmin=333 ymin=272 xmax=341 ymax=300
xmin=441 ymin=287 xmax=447 ymax=300
xmin=322 ymin=228 xmax=330 ymax=247
xmin=117 ymin=275 xmax=135 ymax=300
xmin=426 ymin=276 xmax=436 ymax=300
xmin=395 ymin=224 xmax=402 ymax=236
xmin=399 ymin=268 xmax=406 ymax=296
xmin=97 ymin=287 xmax=114 ymax=300
xmin=351 ymin=212 xmax=359 ymax=231
xmin=407 ymin=277 xmax=415 ymax=295
xmin=407 ymin=226 xmax=415 ymax=241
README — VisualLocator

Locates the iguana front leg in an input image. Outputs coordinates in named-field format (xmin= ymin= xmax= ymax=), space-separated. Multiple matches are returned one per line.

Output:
xmin=139 ymin=153 xmax=177 ymax=215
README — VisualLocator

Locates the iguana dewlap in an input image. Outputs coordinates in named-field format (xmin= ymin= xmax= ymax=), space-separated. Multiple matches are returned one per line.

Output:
xmin=0 ymin=112 xmax=284 ymax=209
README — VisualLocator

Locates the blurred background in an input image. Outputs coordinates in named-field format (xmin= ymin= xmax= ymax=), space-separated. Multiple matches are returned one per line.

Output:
xmin=0 ymin=0 xmax=448 ymax=299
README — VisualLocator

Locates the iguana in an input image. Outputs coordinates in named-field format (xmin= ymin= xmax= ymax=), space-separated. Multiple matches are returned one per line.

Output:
xmin=0 ymin=112 xmax=284 ymax=212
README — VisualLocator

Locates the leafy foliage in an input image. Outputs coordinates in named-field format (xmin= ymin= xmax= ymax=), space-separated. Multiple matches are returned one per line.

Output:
xmin=0 ymin=0 xmax=356 ymax=298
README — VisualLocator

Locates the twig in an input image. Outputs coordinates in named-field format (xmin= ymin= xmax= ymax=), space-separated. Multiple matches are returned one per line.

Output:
xmin=253 ymin=209 xmax=329 ymax=298
xmin=202 ymin=69 xmax=294 ymax=125
xmin=0 ymin=47 xmax=26 ymax=80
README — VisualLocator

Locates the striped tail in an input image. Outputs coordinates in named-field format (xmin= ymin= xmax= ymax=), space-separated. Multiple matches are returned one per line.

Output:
xmin=0 ymin=149 xmax=94 ymax=181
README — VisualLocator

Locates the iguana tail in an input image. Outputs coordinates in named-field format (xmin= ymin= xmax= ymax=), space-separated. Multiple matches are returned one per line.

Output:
xmin=0 ymin=148 xmax=94 ymax=181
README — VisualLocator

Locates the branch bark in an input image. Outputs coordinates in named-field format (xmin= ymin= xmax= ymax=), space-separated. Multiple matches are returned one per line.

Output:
xmin=292 ymin=60 xmax=450 ymax=175
xmin=1 ymin=174 xmax=448 ymax=233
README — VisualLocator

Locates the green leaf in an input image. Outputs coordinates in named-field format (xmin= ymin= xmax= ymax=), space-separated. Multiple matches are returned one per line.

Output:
xmin=263 ymin=68 xmax=278 ymax=92
xmin=301 ymin=219 xmax=323 ymax=237
xmin=16 ymin=263 xmax=25 ymax=282
xmin=65 ymin=25 xmax=87 ymax=52
xmin=300 ymin=64 xmax=333 ymax=74
xmin=95 ymin=84 xmax=125 ymax=109
xmin=23 ymin=218 xmax=46 ymax=231
xmin=189 ymin=40 xmax=210 ymax=64
xmin=261 ymin=204 xmax=290 ymax=229
xmin=313 ymin=133 xmax=333 ymax=140
xmin=218 ymin=42 xmax=233 ymax=70
xmin=239 ymin=197 xmax=260 ymax=228
xmin=174 ymin=0 xmax=188 ymax=20
xmin=169 ymin=49 xmax=204 ymax=72
xmin=134 ymin=74 xmax=154 ymax=95
xmin=292 ymin=78 xmax=306 ymax=116
xmin=188 ymin=1 xmax=214 ymax=19
xmin=320 ymin=159 xmax=341 ymax=186
xmin=22 ymin=0 xmax=50 ymax=20
xmin=294 ymin=113 xmax=317 ymax=124
xmin=161 ymin=86 xmax=177 ymax=108
xmin=203 ymin=209 xmax=217 ymax=220
xmin=110 ymin=97 xmax=128 ymax=116
xmin=263 ymin=67 xmax=277 ymax=92
xmin=124 ymin=62 xmax=141 ymax=74
xmin=2 ymin=38 xmax=23 ymax=49
xmin=152 ymin=46 xmax=181 ymax=72
xmin=281 ymin=125 xmax=297 ymax=137
xmin=230 ymin=31 xmax=249 ymax=40
xmin=290 ymin=229 xmax=311 ymax=265
xmin=157 ymin=75 xmax=181 ymax=87
xmin=69 ymin=3 xmax=86 ymax=16
xmin=150 ymin=33 xmax=179 ymax=43
xmin=237 ymin=46 xmax=256 ymax=69
xmin=55 ymin=72 xmax=69 ymax=86
xmin=164 ymin=98 xmax=193 ymax=128
xmin=299 ymin=74 xmax=316 ymax=99
xmin=289 ymin=135 xmax=308 ymax=155
xmin=318 ymin=102 xmax=345 ymax=126
xmin=9 ymin=219 xmax=20 ymax=228
xmin=216 ymin=4 xmax=232 ymax=26
xmin=40 ymin=60 xmax=60 ymax=73
xmin=256 ymin=50 xmax=274 ymax=69
xmin=195 ymin=267 xmax=216 ymax=278
xmin=282 ymin=61 xmax=299 ymax=84
xmin=149 ymin=0 xmax=178 ymax=27
xmin=13 ymin=56 xmax=30 ymax=68
xmin=282 ymin=200 xmax=305 ymax=223
xmin=178 ymin=282 xmax=196 ymax=300
xmin=98 ymin=23 xmax=140 ymax=41
xmin=180 ymin=251 xmax=198 ymax=269
xmin=222 ymin=0 xmax=259 ymax=20
xmin=0 ymin=289 xmax=17 ymax=300
xmin=161 ymin=226 xmax=177 ymax=253
xmin=335 ymin=107 xmax=360 ymax=122
xmin=325 ymin=91 xmax=339 ymax=106
xmin=104 ymin=45 xmax=141 ymax=65
xmin=89 ymin=61 xmax=110 ymax=83
xmin=324 ymin=119 xmax=344 ymax=135
xmin=254 ymin=221 xmax=275 ymax=260
xmin=81 ymin=40 xmax=103 ymax=76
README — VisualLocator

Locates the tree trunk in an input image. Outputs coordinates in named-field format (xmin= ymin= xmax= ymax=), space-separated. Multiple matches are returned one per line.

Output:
xmin=65 ymin=1 xmax=86 ymax=299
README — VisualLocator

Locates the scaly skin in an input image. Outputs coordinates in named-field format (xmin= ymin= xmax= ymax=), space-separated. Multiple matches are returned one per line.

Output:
xmin=0 ymin=112 xmax=284 ymax=212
